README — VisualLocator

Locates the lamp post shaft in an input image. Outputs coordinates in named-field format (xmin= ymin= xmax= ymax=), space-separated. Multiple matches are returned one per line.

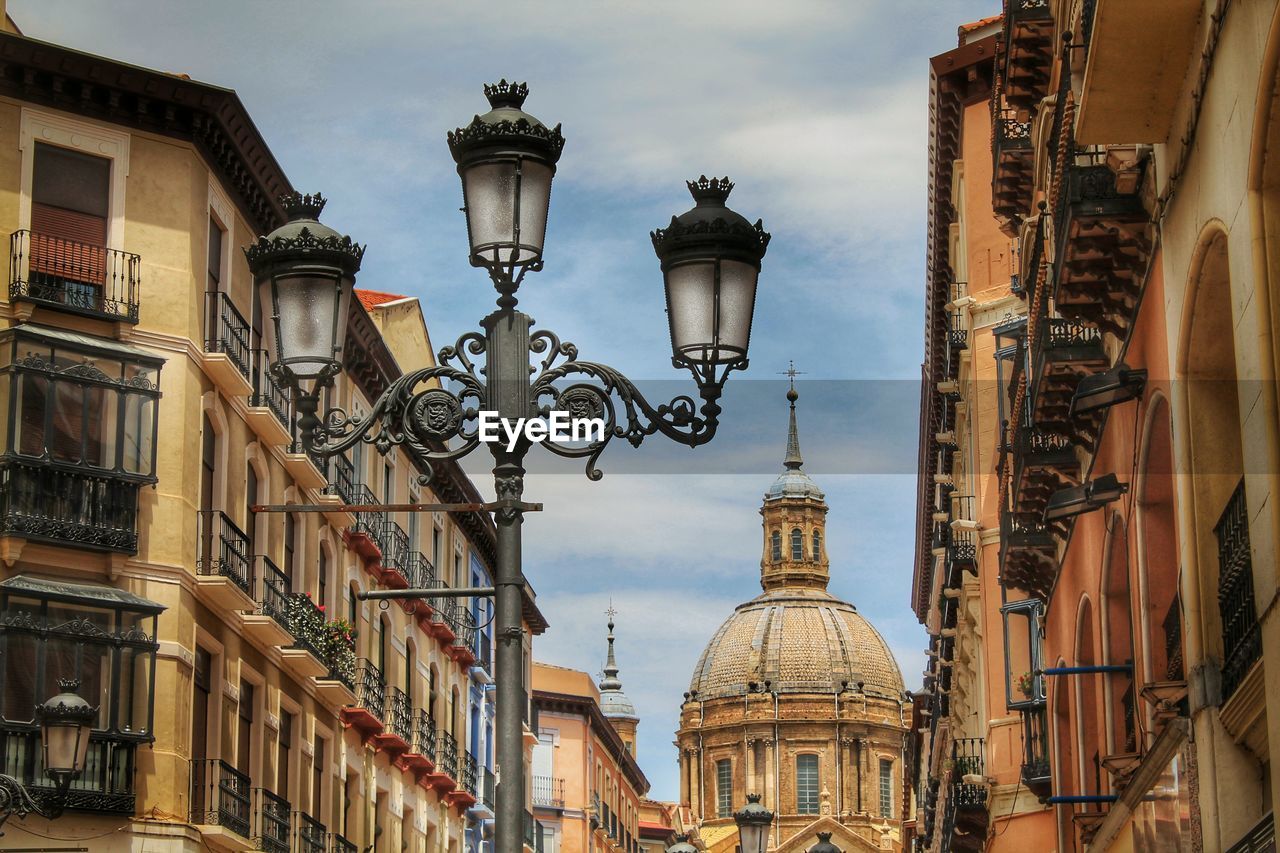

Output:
xmin=493 ymin=453 xmax=527 ymax=853
xmin=488 ymin=307 xmax=533 ymax=853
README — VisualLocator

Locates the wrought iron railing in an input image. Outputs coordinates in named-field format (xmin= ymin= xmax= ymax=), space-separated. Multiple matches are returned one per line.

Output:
xmin=331 ymin=834 xmax=358 ymax=853
xmin=203 ymin=290 xmax=252 ymax=379
xmin=1215 ymin=480 xmax=1261 ymax=700
xmin=951 ymin=738 xmax=988 ymax=808
xmin=379 ymin=520 xmax=410 ymax=574
xmin=354 ymin=659 xmax=385 ymax=721
xmin=323 ymin=454 xmax=357 ymax=504
xmin=401 ymin=551 xmax=438 ymax=590
xmin=385 ymin=686 xmax=413 ymax=743
xmin=948 ymin=311 xmax=968 ymax=350
xmin=253 ymin=556 xmax=292 ymax=634
xmin=252 ymin=788 xmax=292 ymax=853
xmin=285 ymin=592 xmax=326 ymax=659
xmin=1121 ymin=682 xmax=1137 ymax=752
xmin=249 ymin=349 xmax=291 ymax=428
xmin=9 ymin=229 xmax=140 ymax=322
xmin=347 ymin=483 xmax=385 ymax=546
xmin=196 ymin=510 xmax=254 ymax=594
xmin=451 ymin=607 xmax=478 ymax=657
xmin=190 ymin=758 xmax=251 ymax=836
xmin=0 ymin=726 xmax=136 ymax=813
xmin=439 ymin=731 xmax=459 ymax=781
xmin=462 ymin=749 xmax=478 ymax=797
xmin=532 ymin=774 xmax=566 ymax=808
xmin=411 ymin=710 xmax=437 ymax=762
xmin=1019 ymin=704 xmax=1051 ymax=794
xmin=0 ymin=459 xmax=141 ymax=553
xmin=297 ymin=811 xmax=327 ymax=853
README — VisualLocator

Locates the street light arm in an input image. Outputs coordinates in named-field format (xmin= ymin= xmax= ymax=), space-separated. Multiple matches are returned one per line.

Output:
xmin=0 ymin=772 xmax=52 ymax=835
xmin=530 ymin=332 xmax=746 ymax=480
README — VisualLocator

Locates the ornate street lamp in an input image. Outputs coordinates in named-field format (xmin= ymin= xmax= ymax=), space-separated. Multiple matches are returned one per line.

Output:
xmin=244 ymin=192 xmax=365 ymax=434
xmin=0 ymin=681 xmax=98 ymax=834
xmin=807 ymin=832 xmax=842 ymax=853
xmin=734 ymin=794 xmax=774 ymax=853
xmin=252 ymin=81 xmax=767 ymax=853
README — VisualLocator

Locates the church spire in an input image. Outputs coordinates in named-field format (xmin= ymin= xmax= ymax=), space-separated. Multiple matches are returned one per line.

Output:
xmin=759 ymin=368 xmax=830 ymax=591
xmin=600 ymin=607 xmax=622 ymax=691
xmin=784 ymin=362 xmax=804 ymax=470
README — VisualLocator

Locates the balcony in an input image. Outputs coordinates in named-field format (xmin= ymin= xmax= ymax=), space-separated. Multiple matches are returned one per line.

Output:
xmin=1000 ymin=509 xmax=1058 ymax=601
xmin=533 ymin=774 xmax=566 ymax=809
xmin=9 ymin=229 xmax=140 ymax=323
xmin=448 ymin=607 xmax=478 ymax=668
xmin=377 ymin=520 xmax=411 ymax=588
xmin=241 ymin=556 xmax=294 ymax=648
xmin=252 ymin=788 xmax=292 ymax=853
xmin=949 ymin=738 xmax=989 ymax=848
xmin=339 ymin=659 xmax=385 ymax=736
xmin=992 ymin=99 xmax=1034 ymax=231
xmin=331 ymin=834 xmax=358 ymax=853
xmin=477 ymin=767 xmax=496 ymax=817
xmin=279 ymin=592 xmax=328 ymax=680
xmin=401 ymin=709 xmax=437 ymax=773
xmin=1 ymin=725 xmax=136 ymax=814
xmin=1019 ymin=704 xmax=1052 ymax=799
xmin=1011 ymin=416 xmax=1079 ymax=518
xmin=297 ymin=811 xmax=327 ymax=853
xmin=315 ymin=454 xmax=358 ymax=529
xmin=315 ymin=630 xmax=357 ymax=709
xmin=1217 ymin=480 xmax=1262 ymax=699
xmin=246 ymin=349 xmax=291 ymax=446
xmin=342 ymin=484 xmax=384 ymax=564
xmin=0 ymin=458 xmax=142 ymax=553
xmin=425 ymin=594 xmax=458 ymax=644
xmin=284 ymin=435 xmax=327 ymax=492
xmin=196 ymin=510 xmax=256 ymax=614
xmin=1052 ymin=160 xmax=1153 ymax=338
xmin=191 ymin=758 xmax=252 ymax=849
xmin=999 ymin=0 xmax=1054 ymax=111
xmin=424 ymin=731 xmax=459 ymax=795
xmin=1076 ymin=0 xmax=1201 ymax=145
xmin=202 ymin=291 xmax=253 ymax=396
xmin=472 ymin=630 xmax=493 ymax=683
xmin=1029 ymin=316 xmax=1108 ymax=438
xmin=446 ymin=749 xmax=478 ymax=810
xmin=947 ymin=310 xmax=968 ymax=352
xmin=371 ymin=685 xmax=411 ymax=755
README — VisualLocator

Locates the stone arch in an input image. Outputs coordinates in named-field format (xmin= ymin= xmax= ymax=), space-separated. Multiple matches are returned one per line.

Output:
xmin=1073 ymin=596 xmax=1103 ymax=801
xmin=1100 ymin=512 xmax=1137 ymax=756
xmin=1051 ymin=653 xmax=1075 ymax=849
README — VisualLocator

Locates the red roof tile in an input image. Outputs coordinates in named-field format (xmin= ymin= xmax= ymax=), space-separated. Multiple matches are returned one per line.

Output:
xmin=960 ymin=14 xmax=1001 ymax=33
xmin=356 ymin=289 xmax=408 ymax=311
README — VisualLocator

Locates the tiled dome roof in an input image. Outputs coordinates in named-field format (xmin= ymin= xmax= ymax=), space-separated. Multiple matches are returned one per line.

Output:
xmin=688 ymin=587 xmax=905 ymax=700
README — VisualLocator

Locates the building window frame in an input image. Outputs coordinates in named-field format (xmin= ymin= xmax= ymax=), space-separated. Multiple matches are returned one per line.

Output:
xmin=715 ymin=758 xmax=732 ymax=818
xmin=796 ymin=753 xmax=820 ymax=815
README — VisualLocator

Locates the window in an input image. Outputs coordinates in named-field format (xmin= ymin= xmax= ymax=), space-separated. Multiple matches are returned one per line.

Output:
xmin=30 ymin=143 xmax=111 ymax=311
xmin=347 ymin=586 xmax=357 ymax=627
xmin=237 ymin=681 xmax=254 ymax=779
xmin=207 ymin=213 xmax=225 ymax=292
xmin=246 ymin=463 xmax=260 ymax=551
xmin=791 ymin=528 xmax=804 ymax=560
xmin=192 ymin=646 xmax=212 ymax=763
xmin=284 ymin=512 xmax=297 ymax=586
xmin=278 ymin=709 xmax=294 ymax=797
xmin=199 ymin=414 xmax=217 ymax=567
xmin=812 ymin=530 xmax=821 ymax=560
xmin=312 ymin=734 xmax=324 ymax=819
xmin=318 ymin=548 xmax=328 ymax=613
xmin=796 ymin=754 xmax=819 ymax=814
xmin=4 ymin=328 xmax=161 ymax=478
xmin=771 ymin=530 xmax=782 ymax=562
xmin=879 ymin=759 xmax=893 ymax=818
xmin=455 ymin=551 xmax=463 ymax=588
xmin=433 ymin=526 xmax=441 ymax=569
xmin=716 ymin=759 xmax=732 ymax=818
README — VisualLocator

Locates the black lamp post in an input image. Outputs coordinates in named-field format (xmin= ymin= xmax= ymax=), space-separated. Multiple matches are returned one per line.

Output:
xmin=0 ymin=680 xmax=97 ymax=834
xmin=248 ymin=82 xmax=767 ymax=853
xmin=734 ymin=793 xmax=774 ymax=853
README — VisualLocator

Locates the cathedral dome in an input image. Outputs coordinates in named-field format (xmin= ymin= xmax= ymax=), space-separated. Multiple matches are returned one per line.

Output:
xmin=688 ymin=587 xmax=905 ymax=701
xmin=688 ymin=378 xmax=904 ymax=702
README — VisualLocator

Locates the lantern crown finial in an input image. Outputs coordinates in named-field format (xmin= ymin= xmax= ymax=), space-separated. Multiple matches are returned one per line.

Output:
xmin=484 ymin=79 xmax=530 ymax=110
xmin=281 ymin=191 xmax=327 ymax=222
xmin=687 ymin=175 xmax=734 ymax=204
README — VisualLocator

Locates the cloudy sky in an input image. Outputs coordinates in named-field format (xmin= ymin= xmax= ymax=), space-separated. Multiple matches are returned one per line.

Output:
xmin=17 ymin=0 xmax=998 ymax=800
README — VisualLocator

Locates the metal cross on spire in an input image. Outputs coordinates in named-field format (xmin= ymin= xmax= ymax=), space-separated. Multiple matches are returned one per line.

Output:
xmin=779 ymin=360 xmax=806 ymax=393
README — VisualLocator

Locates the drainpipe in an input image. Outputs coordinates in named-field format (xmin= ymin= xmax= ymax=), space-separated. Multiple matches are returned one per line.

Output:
xmin=773 ymin=688 xmax=780 ymax=844
xmin=855 ymin=739 xmax=863 ymax=814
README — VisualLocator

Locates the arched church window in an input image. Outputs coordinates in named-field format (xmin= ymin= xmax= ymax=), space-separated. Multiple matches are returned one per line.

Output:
xmin=791 ymin=528 xmax=804 ymax=560
xmin=796 ymin=754 xmax=819 ymax=814
xmin=812 ymin=530 xmax=821 ymax=561
xmin=771 ymin=531 xmax=782 ymax=562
